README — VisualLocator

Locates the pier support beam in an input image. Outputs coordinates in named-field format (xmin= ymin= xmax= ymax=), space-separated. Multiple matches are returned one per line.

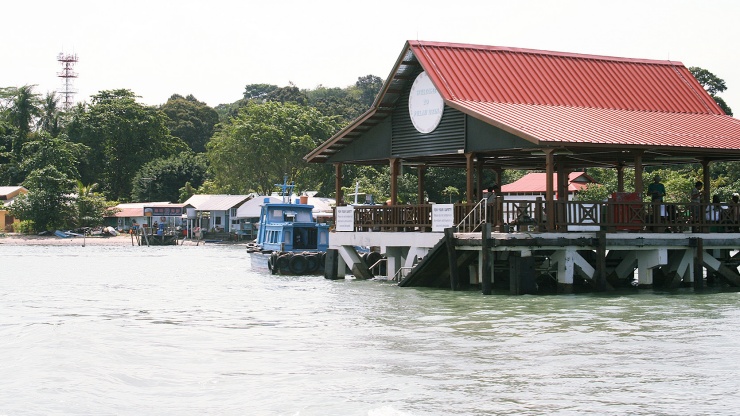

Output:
xmin=635 ymin=249 xmax=668 ymax=287
xmin=337 ymin=245 xmax=373 ymax=280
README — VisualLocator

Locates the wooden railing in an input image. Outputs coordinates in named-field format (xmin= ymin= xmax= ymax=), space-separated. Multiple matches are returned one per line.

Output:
xmin=336 ymin=199 xmax=740 ymax=233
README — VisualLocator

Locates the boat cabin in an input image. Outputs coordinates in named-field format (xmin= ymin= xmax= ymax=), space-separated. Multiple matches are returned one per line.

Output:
xmin=256 ymin=198 xmax=330 ymax=252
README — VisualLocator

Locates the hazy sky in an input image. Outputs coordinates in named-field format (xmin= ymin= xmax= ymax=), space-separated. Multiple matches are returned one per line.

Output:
xmin=5 ymin=0 xmax=740 ymax=113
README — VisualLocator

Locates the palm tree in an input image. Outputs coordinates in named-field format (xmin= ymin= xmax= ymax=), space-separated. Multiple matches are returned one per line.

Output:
xmin=38 ymin=92 xmax=62 ymax=137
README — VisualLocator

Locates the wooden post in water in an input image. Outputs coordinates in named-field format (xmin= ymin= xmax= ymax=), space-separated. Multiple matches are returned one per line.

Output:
xmin=595 ymin=231 xmax=608 ymax=291
xmin=324 ymin=249 xmax=340 ymax=280
xmin=481 ymin=223 xmax=492 ymax=295
xmin=445 ymin=227 xmax=459 ymax=290
xmin=693 ymin=238 xmax=704 ymax=290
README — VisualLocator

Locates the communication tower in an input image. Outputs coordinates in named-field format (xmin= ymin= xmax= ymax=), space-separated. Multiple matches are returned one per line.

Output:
xmin=57 ymin=53 xmax=79 ymax=109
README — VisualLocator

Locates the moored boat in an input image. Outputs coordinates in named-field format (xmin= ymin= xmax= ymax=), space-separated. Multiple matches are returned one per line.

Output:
xmin=247 ymin=177 xmax=330 ymax=275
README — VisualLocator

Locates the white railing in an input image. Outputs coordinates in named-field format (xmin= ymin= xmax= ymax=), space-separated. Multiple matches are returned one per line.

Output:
xmin=456 ymin=198 xmax=488 ymax=233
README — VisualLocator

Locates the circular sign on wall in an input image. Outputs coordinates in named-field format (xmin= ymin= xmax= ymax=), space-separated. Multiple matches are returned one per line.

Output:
xmin=408 ymin=71 xmax=444 ymax=134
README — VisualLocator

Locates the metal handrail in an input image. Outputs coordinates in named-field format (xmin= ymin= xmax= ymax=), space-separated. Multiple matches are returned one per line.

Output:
xmin=391 ymin=266 xmax=414 ymax=282
xmin=456 ymin=198 xmax=487 ymax=233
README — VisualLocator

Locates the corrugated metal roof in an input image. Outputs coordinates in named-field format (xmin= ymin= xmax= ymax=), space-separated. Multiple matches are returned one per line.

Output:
xmin=411 ymin=41 xmax=722 ymax=114
xmin=452 ymin=100 xmax=740 ymax=148
xmin=501 ymin=172 xmax=593 ymax=194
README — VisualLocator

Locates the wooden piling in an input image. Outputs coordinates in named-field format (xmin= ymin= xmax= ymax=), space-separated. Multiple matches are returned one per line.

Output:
xmin=481 ymin=223 xmax=492 ymax=295
xmin=445 ymin=227 xmax=460 ymax=290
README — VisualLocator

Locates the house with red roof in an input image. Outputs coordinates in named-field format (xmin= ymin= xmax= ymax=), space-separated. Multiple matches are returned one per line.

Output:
xmin=499 ymin=172 xmax=596 ymax=201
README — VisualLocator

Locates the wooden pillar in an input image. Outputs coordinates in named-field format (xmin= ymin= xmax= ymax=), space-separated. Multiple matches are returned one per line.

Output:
xmin=616 ymin=163 xmax=625 ymax=192
xmin=701 ymin=159 xmax=711 ymax=203
xmin=634 ymin=153 xmax=644 ymax=196
xmin=465 ymin=153 xmax=475 ymax=203
xmin=417 ymin=164 xmax=426 ymax=205
xmin=556 ymin=162 xmax=569 ymax=229
xmin=334 ymin=163 xmax=343 ymax=206
xmin=493 ymin=167 xmax=503 ymax=186
xmin=545 ymin=149 xmax=555 ymax=231
xmin=390 ymin=158 xmax=400 ymax=205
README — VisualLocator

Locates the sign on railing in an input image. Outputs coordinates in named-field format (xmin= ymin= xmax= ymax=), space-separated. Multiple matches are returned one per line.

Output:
xmin=335 ymin=206 xmax=355 ymax=231
xmin=432 ymin=204 xmax=454 ymax=232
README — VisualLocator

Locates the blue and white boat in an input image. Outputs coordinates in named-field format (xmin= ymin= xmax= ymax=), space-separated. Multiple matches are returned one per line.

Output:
xmin=248 ymin=177 xmax=330 ymax=275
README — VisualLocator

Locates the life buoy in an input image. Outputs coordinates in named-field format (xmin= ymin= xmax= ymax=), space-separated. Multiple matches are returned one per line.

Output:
xmin=305 ymin=254 xmax=319 ymax=273
xmin=288 ymin=254 xmax=309 ymax=275
xmin=276 ymin=254 xmax=291 ymax=272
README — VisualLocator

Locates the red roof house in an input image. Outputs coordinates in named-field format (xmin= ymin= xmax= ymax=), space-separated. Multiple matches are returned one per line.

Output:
xmin=499 ymin=172 xmax=596 ymax=200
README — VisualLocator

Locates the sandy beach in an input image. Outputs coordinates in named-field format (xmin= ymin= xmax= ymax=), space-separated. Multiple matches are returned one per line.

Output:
xmin=0 ymin=233 xmax=232 ymax=246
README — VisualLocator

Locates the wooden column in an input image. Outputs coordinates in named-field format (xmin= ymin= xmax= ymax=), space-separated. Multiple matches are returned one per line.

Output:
xmin=465 ymin=153 xmax=475 ymax=203
xmin=476 ymin=158 xmax=484 ymax=200
xmin=334 ymin=163 xmax=343 ymax=205
xmin=390 ymin=158 xmax=400 ymax=205
xmin=493 ymin=167 xmax=503 ymax=186
xmin=545 ymin=149 xmax=555 ymax=231
xmin=616 ymin=163 xmax=625 ymax=192
xmin=701 ymin=159 xmax=711 ymax=203
xmin=556 ymin=162 xmax=569 ymax=229
xmin=417 ymin=164 xmax=426 ymax=205
xmin=634 ymin=153 xmax=644 ymax=196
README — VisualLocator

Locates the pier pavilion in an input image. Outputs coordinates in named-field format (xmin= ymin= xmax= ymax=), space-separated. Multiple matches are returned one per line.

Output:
xmin=305 ymin=40 xmax=740 ymax=293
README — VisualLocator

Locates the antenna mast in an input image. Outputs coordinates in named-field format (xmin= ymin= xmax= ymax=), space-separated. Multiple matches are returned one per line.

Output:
xmin=57 ymin=53 xmax=79 ymax=109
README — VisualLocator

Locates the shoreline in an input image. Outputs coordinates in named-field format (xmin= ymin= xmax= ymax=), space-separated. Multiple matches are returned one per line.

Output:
xmin=0 ymin=233 xmax=242 ymax=247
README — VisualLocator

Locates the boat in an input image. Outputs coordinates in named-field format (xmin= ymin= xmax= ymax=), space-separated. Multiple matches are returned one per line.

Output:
xmin=247 ymin=177 xmax=330 ymax=275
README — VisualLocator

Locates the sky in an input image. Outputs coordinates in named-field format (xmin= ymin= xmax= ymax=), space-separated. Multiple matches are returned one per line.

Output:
xmin=4 ymin=0 xmax=740 ymax=113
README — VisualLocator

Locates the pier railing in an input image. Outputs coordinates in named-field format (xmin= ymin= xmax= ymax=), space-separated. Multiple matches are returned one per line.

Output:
xmin=339 ymin=198 xmax=740 ymax=233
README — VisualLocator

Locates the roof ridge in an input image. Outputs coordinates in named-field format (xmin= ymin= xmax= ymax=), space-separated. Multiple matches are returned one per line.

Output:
xmin=408 ymin=40 xmax=684 ymax=66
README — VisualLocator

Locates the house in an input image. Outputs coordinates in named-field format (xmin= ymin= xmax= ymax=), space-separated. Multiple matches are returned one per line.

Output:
xmin=182 ymin=194 xmax=252 ymax=234
xmin=105 ymin=202 xmax=188 ymax=232
xmin=0 ymin=186 xmax=28 ymax=232
xmin=497 ymin=172 xmax=597 ymax=201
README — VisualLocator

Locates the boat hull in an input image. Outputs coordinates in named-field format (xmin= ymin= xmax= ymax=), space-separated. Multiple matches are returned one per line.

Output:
xmin=249 ymin=251 xmax=326 ymax=276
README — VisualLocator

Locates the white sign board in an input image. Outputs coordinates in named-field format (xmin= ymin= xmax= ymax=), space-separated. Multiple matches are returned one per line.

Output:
xmin=432 ymin=204 xmax=455 ymax=232
xmin=335 ymin=206 xmax=355 ymax=232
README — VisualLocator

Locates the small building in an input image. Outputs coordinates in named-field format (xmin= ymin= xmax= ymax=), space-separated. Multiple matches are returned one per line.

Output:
xmin=182 ymin=194 xmax=252 ymax=234
xmin=106 ymin=202 xmax=187 ymax=232
xmin=0 ymin=186 xmax=28 ymax=231
xmin=499 ymin=172 xmax=596 ymax=201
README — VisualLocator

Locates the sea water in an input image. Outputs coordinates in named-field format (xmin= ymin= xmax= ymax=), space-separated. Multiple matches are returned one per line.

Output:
xmin=1 ymin=244 xmax=740 ymax=415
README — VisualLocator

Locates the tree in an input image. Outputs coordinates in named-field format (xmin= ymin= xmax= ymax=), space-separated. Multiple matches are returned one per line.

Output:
xmin=38 ymin=92 xmax=63 ymax=137
xmin=160 ymin=94 xmax=219 ymax=153
xmin=18 ymin=132 xmax=88 ymax=181
xmin=206 ymin=101 xmax=340 ymax=194
xmin=131 ymin=152 xmax=209 ymax=202
xmin=10 ymin=166 xmax=75 ymax=231
xmin=354 ymin=74 xmax=384 ymax=108
xmin=66 ymin=89 xmax=187 ymax=201
xmin=73 ymin=181 xmax=109 ymax=229
xmin=0 ymin=85 xmax=42 ymax=184
xmin=689 ymin=66 xmax=733 ymax=116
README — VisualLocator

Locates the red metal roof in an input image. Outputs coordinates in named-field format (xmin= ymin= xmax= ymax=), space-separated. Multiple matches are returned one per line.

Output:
xmin=410 ymin=41 xmax=723 ymax=115
xmin=501 ymin=172 xmax=594 ymax=194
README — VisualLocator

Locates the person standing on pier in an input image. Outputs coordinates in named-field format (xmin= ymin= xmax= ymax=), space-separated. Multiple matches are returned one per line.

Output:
xmin=647 ymin=175 xmax=666 ymax=228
